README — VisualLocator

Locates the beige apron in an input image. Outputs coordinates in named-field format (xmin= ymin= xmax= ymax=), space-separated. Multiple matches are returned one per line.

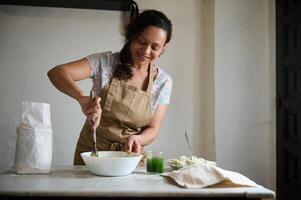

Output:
xmin=74 ymin=64 xmax=154 ymax=165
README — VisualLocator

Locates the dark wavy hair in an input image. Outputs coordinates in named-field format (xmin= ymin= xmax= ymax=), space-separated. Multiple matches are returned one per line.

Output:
xmin=114 ymin=9 xmax=173 ymax=81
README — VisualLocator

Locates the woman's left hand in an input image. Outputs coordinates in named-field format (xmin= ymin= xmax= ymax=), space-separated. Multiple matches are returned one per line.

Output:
xmin=126 ymin=135 xmax=142 ymax=153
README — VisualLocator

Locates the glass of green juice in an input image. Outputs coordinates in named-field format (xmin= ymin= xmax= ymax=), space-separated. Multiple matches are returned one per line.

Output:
xmin=146 ymin=151 xmax=164 ymax=173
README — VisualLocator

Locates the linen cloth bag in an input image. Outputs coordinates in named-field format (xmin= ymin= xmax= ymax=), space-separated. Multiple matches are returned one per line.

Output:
xmin=162 ymin=163 xmax=261 ymax=188
xmin=14 ymin=102 xmax=53 ymax=174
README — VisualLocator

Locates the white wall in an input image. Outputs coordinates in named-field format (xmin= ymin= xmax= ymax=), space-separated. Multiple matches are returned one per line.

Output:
xmin=214 ymin=0 xmax=275 ymax=190
xmin=0 ymin=5 xmax=124 ymax=168
xmin=0 ymin=0 xmax=275 ymax=190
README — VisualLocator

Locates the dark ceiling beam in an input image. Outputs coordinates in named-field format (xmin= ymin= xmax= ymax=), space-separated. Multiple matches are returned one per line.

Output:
xmin=0 ymin=0 xmax=132 ymax=11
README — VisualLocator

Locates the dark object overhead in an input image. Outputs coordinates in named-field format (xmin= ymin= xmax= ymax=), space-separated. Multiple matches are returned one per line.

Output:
xmin=0 ymin=0 xmax=133 ymax=11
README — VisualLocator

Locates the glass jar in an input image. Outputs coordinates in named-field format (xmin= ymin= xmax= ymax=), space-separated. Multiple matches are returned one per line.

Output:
xmin=146 ymin=151 xmax=164 ymax=173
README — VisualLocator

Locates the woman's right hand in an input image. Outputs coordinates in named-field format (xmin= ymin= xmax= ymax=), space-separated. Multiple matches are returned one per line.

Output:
xmin=77 ymin=95 xmax=102 ymax=130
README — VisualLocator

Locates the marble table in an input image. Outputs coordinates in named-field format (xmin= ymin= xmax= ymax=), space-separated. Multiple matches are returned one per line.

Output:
xmin=0 ymin=165 xmax=275 ymax=199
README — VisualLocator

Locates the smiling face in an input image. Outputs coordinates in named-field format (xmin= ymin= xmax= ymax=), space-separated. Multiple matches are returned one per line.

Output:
xmin=130 ymin=25 xmax=167 ymax=68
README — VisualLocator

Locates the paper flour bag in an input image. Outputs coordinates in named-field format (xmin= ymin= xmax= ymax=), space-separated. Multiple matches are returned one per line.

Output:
xmin=14 ymin=102 xmax=53 ymax=174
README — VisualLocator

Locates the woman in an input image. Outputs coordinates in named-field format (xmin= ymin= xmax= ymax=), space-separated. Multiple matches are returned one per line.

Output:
xmin=48 ymin=10 xmax=173 ymax=165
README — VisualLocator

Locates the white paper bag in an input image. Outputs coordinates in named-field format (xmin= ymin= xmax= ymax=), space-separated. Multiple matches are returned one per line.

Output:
xmin=21 ymin=101 xmax=51 ymax=128
xmin=14 ymin=102 xmax=53 ymax=174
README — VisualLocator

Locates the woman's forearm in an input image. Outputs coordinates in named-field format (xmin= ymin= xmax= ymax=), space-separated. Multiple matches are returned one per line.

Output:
xmin=137 ymin=104 xmax=167 ymax=146
xmin=47 ymin=66 xmax=85 ymax=101
xmin=48 ymin=58 xmax=91 ymax=101
xmin=48 ymin=59 xmax=101 ymax=128
xmin=138 ymin=127 xmax=160 ymax=146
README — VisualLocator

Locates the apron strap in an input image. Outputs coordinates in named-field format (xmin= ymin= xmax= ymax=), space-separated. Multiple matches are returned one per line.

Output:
xmin=146 ymin=63 xmax=155 ymax=94
xmin=103 ymin=78 xmax=118 ymax=111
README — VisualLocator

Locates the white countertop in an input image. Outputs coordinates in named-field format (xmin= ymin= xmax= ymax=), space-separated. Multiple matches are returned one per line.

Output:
xmin=0 ymin=165 xmax=275 ymax=199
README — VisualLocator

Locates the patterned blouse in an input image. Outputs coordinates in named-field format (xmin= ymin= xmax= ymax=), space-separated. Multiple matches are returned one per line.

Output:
xmin=86 ymin=51 xmax=173 ymax=113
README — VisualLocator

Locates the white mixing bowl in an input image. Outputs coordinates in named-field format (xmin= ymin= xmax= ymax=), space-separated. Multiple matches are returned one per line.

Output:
xmin=81 ymin=151 xmax=143 ymax=176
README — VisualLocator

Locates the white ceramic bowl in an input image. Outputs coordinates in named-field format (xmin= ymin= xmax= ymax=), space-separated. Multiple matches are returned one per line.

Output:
xmin=81 ymin=151 xmax=142 ymax=176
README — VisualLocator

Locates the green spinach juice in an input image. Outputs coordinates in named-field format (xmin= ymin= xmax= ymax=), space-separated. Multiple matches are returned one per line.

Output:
xmin=146 ymin=151 xmax=164 ymax=173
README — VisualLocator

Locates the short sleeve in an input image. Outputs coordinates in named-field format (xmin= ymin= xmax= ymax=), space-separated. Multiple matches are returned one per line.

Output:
xmin=158 ymin=78 xmax=173 ymax=104
xmin=86 ymin=51 xmax=117 ymax=78
xmin=85 ymin=51 xmax=118 ymax=95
